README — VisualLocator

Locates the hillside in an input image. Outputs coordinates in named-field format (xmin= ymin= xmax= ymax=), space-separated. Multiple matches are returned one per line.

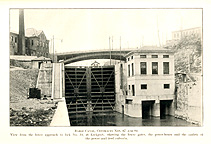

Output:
xmin=10 ymin=69 xmax=39 ymax=103
xmin=170 ymin=34 xmax=202 ymax=73
xmin=10 ymin=69 xmax=57 ymax=126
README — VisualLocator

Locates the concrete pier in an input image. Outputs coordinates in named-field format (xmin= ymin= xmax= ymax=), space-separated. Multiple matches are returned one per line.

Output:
xmin=50 ymin=98 xmax=70 ymax=126
xmin=52 ymin=63 xmax=64 ymax=99
xmin=152 ymin=101 xmax=160 ymax=117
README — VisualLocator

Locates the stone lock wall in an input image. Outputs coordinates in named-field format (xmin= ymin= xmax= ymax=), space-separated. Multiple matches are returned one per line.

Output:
xmin=175 ymin=80 xmax=202 ymax=125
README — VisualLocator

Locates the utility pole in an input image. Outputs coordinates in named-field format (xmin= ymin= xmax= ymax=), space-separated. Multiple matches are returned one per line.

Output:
xmin=180 ymin=16 xmax=183 ymax=38
xmin=120 ymin=36 xmax=121 ymax=62
xmin=157 ymin=16 xmax=161 ymax=47
xmin=109 ymin=36 xmax=111 ymax=65
xmin=53 ymin=35 xmax=54 ymax=62
xmin=112 ymin=36 xmax=113 ymax=50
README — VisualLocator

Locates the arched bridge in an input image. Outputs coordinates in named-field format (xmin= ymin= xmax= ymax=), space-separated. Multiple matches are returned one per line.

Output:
xmin=53 ymin=49 xmax=136 ymax=64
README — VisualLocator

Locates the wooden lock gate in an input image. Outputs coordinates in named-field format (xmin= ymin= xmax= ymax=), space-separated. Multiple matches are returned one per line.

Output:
xmin=65 ymin=66 xmax=115 ymax=118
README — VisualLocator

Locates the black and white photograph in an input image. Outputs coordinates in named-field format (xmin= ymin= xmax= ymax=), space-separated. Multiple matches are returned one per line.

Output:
xmin=8 ymin=8 xmax=203 ymax=127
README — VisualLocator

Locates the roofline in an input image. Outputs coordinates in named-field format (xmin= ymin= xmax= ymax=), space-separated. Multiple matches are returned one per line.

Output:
xmin=172 ymin=27 xmax=202 ymax=33
xmin=125 ymin=49 xmax=174 ymax=57
xmin=10 ymin=32 xmax=19 ymax=35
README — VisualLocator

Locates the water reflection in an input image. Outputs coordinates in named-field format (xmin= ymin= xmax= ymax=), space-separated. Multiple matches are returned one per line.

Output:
xmin=69 ymin=112 xmax=198 ymax=126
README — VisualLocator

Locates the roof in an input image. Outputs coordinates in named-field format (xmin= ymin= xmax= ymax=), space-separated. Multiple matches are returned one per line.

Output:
xmin=10 ymin=55 xmax=38 ymax=61
xmin=25 ymin=28 xmax=43 ymax=37
xmin=172 ymin=27 xmax=202 ymax=33
xmin=32 ymin=56 xmax=51 ymax=61
xmin=125 ymin=46 xmax=174 ymax=57
xmin=10 ymin=30 xmax=19 ymax=35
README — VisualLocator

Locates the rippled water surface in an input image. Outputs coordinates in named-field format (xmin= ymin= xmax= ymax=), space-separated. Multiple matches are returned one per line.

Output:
xmin=69 ymin=112 xmax=198 ymax=126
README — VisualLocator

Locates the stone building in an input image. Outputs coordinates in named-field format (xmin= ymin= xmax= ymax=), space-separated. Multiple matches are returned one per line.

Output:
xmin=115 ymin=47 xmax=175 ymax=118
xmin=10 ymin=28 xmax=50 ymax=57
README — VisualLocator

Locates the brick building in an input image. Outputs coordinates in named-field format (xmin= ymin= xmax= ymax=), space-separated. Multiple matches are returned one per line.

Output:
xmin=10 ymin=28 xmax=50 ymax=57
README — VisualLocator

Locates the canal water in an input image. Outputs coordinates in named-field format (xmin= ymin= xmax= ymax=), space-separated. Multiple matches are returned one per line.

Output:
xmin=69 ymin=112 xmax=198 ymax=126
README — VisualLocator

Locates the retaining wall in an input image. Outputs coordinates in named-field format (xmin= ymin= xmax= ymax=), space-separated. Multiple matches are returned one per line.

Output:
xmin=175 ymin=78 xmax=202 ymax=125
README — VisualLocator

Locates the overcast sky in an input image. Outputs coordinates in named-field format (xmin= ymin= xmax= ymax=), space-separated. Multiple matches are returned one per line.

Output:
xmin=10 ymin=8 xmax=202 ymax=53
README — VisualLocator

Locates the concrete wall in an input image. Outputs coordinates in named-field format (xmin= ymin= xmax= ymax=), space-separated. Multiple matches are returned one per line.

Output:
xmin=125 ymin=103 xmax=142 ymax=117
xmin=36 ymin=63 xmax=53 ymax=97
xmin=10 ymin=59 xmax=32 ymax=69
xmin=51 ymin=63 xmax=64 ymax=99
xmin=175 ymin=77 xmax=202 ymax=125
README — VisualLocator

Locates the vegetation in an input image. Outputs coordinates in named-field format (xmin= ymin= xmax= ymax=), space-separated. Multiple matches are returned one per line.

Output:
xmin=169 ymin=34 xmax=202 ymax=73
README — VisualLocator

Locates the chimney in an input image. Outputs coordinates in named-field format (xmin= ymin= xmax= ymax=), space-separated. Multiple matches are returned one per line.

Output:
xmin=18 ymin=9 xmax=25 ymax=55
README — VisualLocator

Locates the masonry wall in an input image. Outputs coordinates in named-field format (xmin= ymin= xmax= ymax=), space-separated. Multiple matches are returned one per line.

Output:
xmin=175 ymin=77 xmax=202 ymax=125
xmin=115 ymin=62 xmax=127 ymax=114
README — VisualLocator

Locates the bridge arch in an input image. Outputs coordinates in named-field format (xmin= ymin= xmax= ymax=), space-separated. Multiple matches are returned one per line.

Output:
xmin=54 ymin=49 xmax=134 ymax=64
xmin=62 ymin=53 xmax=126 ymax=64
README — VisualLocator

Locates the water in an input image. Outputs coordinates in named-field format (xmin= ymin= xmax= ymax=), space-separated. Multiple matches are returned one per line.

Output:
xmin=69 ymin=112 xmax=198 ymax=126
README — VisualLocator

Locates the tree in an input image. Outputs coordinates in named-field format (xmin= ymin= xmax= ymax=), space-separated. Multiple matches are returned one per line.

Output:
xmin=170 ymin=34 xmax=202 ymax=73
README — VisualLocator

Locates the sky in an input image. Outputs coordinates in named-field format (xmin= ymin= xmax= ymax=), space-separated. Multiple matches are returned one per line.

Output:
xmin=10 ymin=8 xmax=202 ymax=54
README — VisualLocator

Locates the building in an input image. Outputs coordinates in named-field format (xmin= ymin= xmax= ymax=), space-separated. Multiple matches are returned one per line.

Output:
xmin=25 ymin=28 xmax=50 ymax=57
xmin=165 ymin=27 xmax=202 ymax=47
xmin=91 ymin=61 xmax=100 ymax=67
xmin=10 ymin=31 xmax=19 ymax=55
xmin=172 ymin=27 xmax=202 ymax=40
xmin=10 ymin=55 xmax=52 ymax=69
xmin=10 ymin=28 xmax=50 ymax=57
xmin=116 ymin=47 xmax=175 ymax=118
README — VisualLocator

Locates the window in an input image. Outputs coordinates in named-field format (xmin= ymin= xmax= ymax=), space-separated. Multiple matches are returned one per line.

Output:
xmin=163 ymin=55 xmax=169 ymax=58
xmin=164 ymin=84 xmax=170 ymax=89
xmin=128 ymin=64 xmax=130 ymax=77
xmin=141 ymin=84 xmax=147 ymax=89
xmin=126 ymin=99 xmax=132 ymax=104
xmin=140 ymin=55 xmax=146 ymax=58
xmin=11 ymin=36 xmax=14 ymax=41
xmin=152 ymin=62 xmax=158 ymax=74
xmin=163 ymin=62 xmax=169 ymax=74
xmin=129 ymin=85 xmax=130 ymax=90
xmin=15 ymin=37 xmax=17 ymax=43
xmin=132 ymin=85 xmax=135 ymax=96
xmin=128 ymin=58 xmax=130 ymax=61
xmin=140 ymin=62 xmax=147 ymax=74
xmin=31 ymin=40 xmax=34 ymax=46
xmin=151 ymin=55 xmax=158 ymax=58
xmin=131 ymin=63 xmax=134 ymax=76
xmin=131 ymin=56 xmax=133 ymax=59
